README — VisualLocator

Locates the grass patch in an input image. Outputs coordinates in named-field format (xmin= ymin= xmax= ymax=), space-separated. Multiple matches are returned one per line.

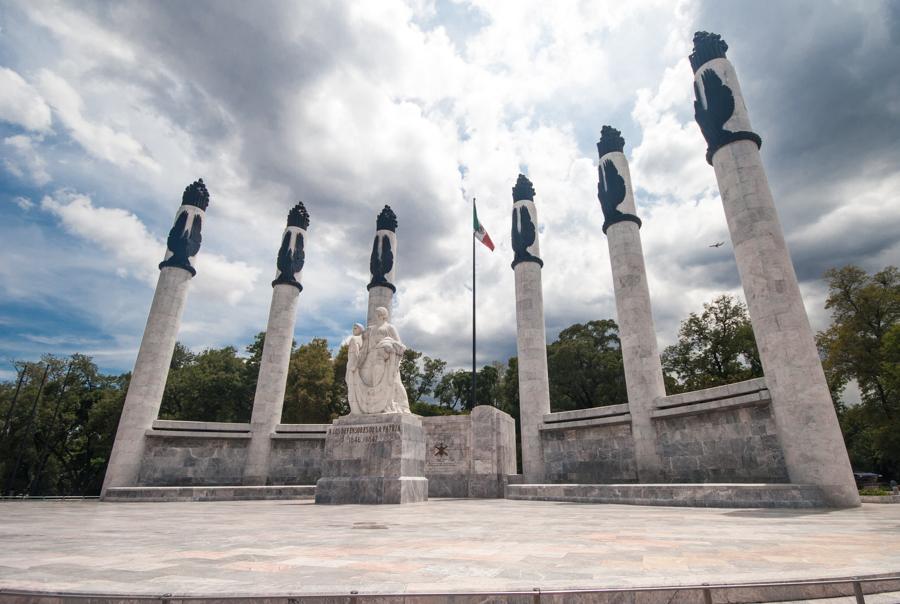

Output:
xmin=859 ymin=487 xmax=892 ymax=496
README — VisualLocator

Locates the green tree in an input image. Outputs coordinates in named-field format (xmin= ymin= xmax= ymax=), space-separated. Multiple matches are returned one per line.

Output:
xmin=399 ymin=348 xmax=447 ymax=406
xmin=160 ymin=346 xmax=253 ymax=422
xmin=817 ymin=265 xmax=900 ymax=479
xmin=547 ymin=319 xmax=627 ymax=412
xmin=661 ymin=294 xmax=761 ymax=393
xmin=282 ymin=338 xmax=336 ymax=423
xmin=331 ymin=343 xmax=350 ymax=418
xmin=0 ymin=355 xmax=127 ymax=496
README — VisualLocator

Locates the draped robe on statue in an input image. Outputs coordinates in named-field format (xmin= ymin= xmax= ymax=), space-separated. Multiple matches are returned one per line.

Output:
xmin=346 ymin=311 xmax=410 ymax=414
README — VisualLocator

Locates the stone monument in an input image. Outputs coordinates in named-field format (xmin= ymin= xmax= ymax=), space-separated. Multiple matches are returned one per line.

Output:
xmin=595 ymin=126 xmax=665 ymax=482
xmin=315 ymin=208 xmax=427 ymax=504
xmin=101 ymin=179 xmax=209 ymax=498
xmin=510 ymin=174 xmax=551 ymax=482
xmin=690 ymin=31 xmax=858 ymax=507
xmin=243 ymin=202 xmax=310 ymax=485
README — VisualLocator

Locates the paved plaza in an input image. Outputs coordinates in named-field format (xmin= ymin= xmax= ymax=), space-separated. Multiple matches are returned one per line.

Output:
xmin=1 ymin=499 xmax=898 ymax=597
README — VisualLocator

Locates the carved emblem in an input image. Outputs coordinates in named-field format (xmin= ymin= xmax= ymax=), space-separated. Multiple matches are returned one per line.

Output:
xmin=433 ymin=442 xmax=449 ymax=457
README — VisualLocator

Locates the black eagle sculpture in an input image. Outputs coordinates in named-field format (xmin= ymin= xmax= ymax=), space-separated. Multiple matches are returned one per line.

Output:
xmin=159 ymin=178 xmax=208 ymax=276
xmin=272 ymin=201 xmax=309 ymax=291
xmin=368 ymin=205 xmax=396 ymax=292
xmin=510 ymin=174 xmax=543 ymax=269
xmin=597 ymin=159 xmax=641 ymax=234
xmin=596 ymin=126 xmax=641 ymax=234
xmin=690 ymin=32 xmax=761 ymax=164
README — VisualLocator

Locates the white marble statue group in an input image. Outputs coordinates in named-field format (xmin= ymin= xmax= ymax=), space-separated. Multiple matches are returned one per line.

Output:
xmin=345 ymin=306 xmax=411 ymax=414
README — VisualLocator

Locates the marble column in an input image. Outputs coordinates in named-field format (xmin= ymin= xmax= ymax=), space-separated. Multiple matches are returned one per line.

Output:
xmin=243 ymin=202 xmax=309 ymax=485
xmin=596 ymin=126 xmax=665 ymax=482
xmin=510 ymin=174 xmax=551 ymax=482
xmin=690 ymin=32 xmax=859 ymax=507
xmin=101 ymin=179 xmax=209 ymax=497
xmin=367 ymin=205 xmax=397 ymax=326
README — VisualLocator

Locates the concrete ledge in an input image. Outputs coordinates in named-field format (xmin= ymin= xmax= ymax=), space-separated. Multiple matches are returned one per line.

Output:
xmin=651 ymin=391 xmax=770 ymax=419
xmin=654 ymin=377 xmax=768 ymax=409
xmin=270 ymin=432 xmax=327 ymax=440
xmin=539 ymin=413 xmax=632 ymax=431
xmin=274 ymin=423 xmax=330 ymax=433
xmin=861 ymin=494 xmax=900 ymax=503
xmin=151 ymin=419 xmax=251 ymax=432
xmin=543 ymin=403 xmax=630 ymax=424
xmin=144 ymin=429 xmax=251 ymax=439
xmin=103 ymin=485 xmax=315 ymax=502
xmin=505 ymin=483 xmax=827 ymax=508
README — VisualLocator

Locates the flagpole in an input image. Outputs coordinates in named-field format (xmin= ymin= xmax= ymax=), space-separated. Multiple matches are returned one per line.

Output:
xmin=472 ymin=198 xmax=477 ymax=411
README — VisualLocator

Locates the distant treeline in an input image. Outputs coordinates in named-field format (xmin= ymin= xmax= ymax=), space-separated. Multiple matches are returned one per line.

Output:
xmin=1 ymin=265 xmax=896 ymax=495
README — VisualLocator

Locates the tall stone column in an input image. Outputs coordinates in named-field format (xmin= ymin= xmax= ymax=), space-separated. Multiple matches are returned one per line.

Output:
xmin=101 ymin=179 xmax=209 ymax=497
xmin=690 ymin=32 xmax=858 ymax=507
xmin=510 ymin=174 xmax=551 ymax=482
xmin=367 ymin=205 xmax=397 ymax=326
xmin=243 ymin=202 xmax=309 ymax=485
xmin=596 ymin=126 xmax=665 ymax=482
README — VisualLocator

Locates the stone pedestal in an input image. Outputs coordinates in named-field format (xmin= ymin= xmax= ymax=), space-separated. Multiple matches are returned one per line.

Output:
xmin=315 ymin=413 xmax=427 ymax=504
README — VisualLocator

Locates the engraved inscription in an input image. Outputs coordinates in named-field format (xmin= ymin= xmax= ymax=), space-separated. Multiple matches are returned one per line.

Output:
xmin=330 ymin=424 xmax=401 ymax=444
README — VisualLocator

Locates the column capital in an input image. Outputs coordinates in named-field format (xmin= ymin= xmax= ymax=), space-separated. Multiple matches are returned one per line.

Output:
xmin=158 ymin=178 xmax=209 ymax=276
xmin=596 ymin=127 xmax=641 ymax=234
xmin=511 ymin=174 xmax=543 ymax=269
xmin=272 ymin=201 xmax=309 ymax=291
xmin=368 ymin=205 xmax=397 ymax=292
xmin=690 ymin=32 xmax=762 ymax=164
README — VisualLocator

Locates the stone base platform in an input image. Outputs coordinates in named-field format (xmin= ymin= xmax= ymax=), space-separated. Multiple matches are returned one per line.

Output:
xmin=1 ymin=499 xmax=899 ymax=601
xmin=505 ymin=482 xmax=828 ymax=508
xmin=314 ymin=476 xmax=427 ymax=505
xmin=315 ymin=413 xmax=427 ymax=504
xmin=103 ymin=485 xmax=315 ymax=502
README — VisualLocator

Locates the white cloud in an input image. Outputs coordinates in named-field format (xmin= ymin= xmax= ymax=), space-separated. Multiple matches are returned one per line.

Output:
xmin=34 ymin=69 xmax=160 ymax=173
xmin=3 ymin=134 xmax=50 ymax=185
xmin=0 ymin=66 xmax=52 ymax=132
xmin=11 ymin=196 xmax=34 ymax=210
xmin=3 ymin=0 xmax=898 ymax=377
xmin=40 ymin=190 xmax=260 ymax=306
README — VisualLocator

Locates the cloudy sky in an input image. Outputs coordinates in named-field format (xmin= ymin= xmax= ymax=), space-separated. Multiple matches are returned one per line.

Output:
xmin=1 ymin=0 xmax=899 ymax=379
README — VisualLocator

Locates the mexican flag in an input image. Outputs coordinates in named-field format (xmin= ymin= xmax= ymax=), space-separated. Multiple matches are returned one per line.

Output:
xmin=473 ymin=202 xmax=495 ymax=251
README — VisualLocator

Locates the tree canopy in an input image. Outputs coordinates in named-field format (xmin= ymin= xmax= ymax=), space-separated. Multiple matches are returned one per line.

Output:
xmin=661 ymin=294 xmax=762 ymax=393
xmin=817 ymin=265 xmax=900 ymax=480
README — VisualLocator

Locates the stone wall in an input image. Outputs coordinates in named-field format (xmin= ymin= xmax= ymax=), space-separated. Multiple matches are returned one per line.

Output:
xmin=139 ymin=434 xmax=249 ymax=486
xmin=266 ymin=437 xmax=325 ymax=485
xmin=651 ymin=378 xmax=787 ymax=482
xmin=422 ymin=406 xmax=517 ymax=498
xmin=538 ymin=379 xmax=789 ymax=484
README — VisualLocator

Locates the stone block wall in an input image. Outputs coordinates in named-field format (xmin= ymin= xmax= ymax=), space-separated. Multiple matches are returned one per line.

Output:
xmin=266 ymin=437 xmax=325 ymax=485
xmin=538 ymin=379 xmax=789 ymax=485
xmin=422 ymin=406 xmax=517 ymax=498
xmin=541 ymin=421 xmax=638 ymax=483
xmin=653 ymin=403 xmax=788 ymax=483
xmin=138 ymin=434 xmax=249 ymax=486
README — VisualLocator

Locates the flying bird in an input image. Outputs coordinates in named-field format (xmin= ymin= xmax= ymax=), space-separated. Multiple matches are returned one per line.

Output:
xmin=709 ymin=241 xmax=725 ymax=248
